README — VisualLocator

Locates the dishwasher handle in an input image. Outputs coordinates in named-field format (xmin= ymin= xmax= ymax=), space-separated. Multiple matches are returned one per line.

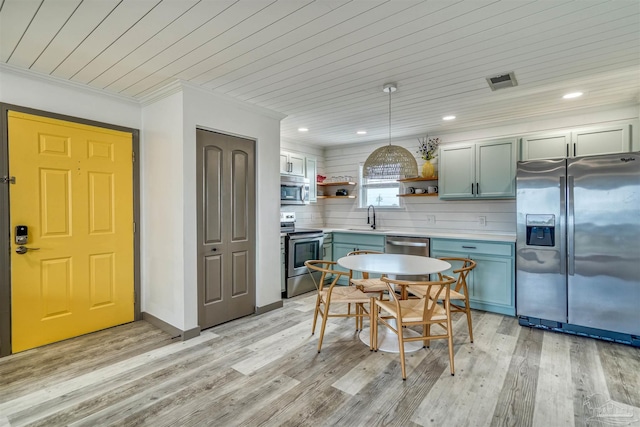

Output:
xmin=386 ymin=240 xmax=428 ymax=247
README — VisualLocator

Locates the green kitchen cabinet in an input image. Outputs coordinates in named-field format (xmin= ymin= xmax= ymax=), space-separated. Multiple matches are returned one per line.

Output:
xmin=439 ymin=138 xmax=516 ymax=199
xmin=430 ymin=238 xmax=515 ymax=316
xmin=322 ymin=232 xmax=333 ymax=262
xmin=332 ymin=232 xmax=385 ymax=285
xmin=520 ymin=123 xmax=633 ymax=161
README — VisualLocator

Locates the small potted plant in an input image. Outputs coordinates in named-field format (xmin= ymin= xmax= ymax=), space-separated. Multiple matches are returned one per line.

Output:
xmin=417 ymin=136 xmax=440 ymax=178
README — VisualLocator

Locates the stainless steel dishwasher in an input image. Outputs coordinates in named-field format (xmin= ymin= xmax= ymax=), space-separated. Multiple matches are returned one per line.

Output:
xmin=385 ymin=235 xmax=430 ymax=280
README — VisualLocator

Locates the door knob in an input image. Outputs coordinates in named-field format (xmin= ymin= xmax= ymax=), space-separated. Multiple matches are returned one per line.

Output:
xmin=15 ymin=246 xmax=40 ymax=255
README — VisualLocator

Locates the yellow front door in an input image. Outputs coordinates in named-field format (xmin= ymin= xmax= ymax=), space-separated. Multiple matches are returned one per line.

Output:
xmin=8 ymin=111 xmax=134 ymax=353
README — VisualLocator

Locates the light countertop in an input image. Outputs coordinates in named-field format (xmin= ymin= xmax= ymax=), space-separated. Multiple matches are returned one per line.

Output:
xmin=322 ymin=228 xmax=516 ymax=243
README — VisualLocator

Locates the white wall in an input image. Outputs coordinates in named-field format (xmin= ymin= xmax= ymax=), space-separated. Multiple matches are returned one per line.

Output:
xmin=181 ymin=83 xmax=284 ymax=327
xmin=323 ymin=106 xmax=639 ymax=235
xmin=140 ymin=92 xmax=186 ymax=329
xmin=0 ymin=65 xmax=140 ymax=130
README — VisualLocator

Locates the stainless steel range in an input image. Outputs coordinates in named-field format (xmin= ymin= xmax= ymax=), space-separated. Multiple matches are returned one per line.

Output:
xmin=280 ymin=212 xmax=324 ymax=298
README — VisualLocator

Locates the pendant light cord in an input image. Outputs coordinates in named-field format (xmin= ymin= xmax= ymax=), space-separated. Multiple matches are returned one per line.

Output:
xmin=388 ymin=87 xmax=391 ymax=146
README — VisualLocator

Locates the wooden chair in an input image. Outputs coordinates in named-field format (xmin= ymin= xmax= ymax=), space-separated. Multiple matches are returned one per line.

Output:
xmin=347 ymin=250 xmax=388 ymax=300
xmin=406 ymin=257 xmax=477 ymax=342
xmin=305 ymin=260 xmax=375 ymax=353
xmin=373 ymin=274 xmax=456 ymax=380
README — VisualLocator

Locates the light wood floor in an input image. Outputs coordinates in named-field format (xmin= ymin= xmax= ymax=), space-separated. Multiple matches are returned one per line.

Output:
xmin=1 ymin=293 xmax=639 ymax=427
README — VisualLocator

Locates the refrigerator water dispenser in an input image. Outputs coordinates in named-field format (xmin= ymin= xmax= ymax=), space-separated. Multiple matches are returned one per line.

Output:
xmin=525 ymin=214 xmax=555 ymax=247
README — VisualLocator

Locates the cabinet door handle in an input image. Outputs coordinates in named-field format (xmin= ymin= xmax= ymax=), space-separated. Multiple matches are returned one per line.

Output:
xmin=476 ymin=182 xmax=479 ymax=195
xmin=471 ymin=182 xmax=474 ymax=195
xmin=462 ymin=245 xmax=476 ymax=249
xmin=573 ymin=143 xmax=576 ymax=157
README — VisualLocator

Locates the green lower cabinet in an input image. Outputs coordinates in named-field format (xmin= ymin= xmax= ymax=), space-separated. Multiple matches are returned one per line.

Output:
xmin=332 ymin=232 xmax=385 ymax=285
xmin=431 ymin=238 xmax=515 ymax=316
xmin=322 ymin=233 xmax=333 ymax=283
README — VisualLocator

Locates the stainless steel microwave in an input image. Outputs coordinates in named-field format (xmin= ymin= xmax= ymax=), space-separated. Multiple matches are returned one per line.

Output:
xmin=281 ymin=176 xmax=309 ymax=205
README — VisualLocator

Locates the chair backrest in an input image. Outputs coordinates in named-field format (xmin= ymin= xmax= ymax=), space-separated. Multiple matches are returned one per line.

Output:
xmin=438 ymin=257 xmax=476 ymax=294
xmin=304 ymin=260 xmax=350 ymax=292
xmin=381 ymin=274 xmax=456 ymax=320
xmin=346 ymin=250 xmax=383 ymax=279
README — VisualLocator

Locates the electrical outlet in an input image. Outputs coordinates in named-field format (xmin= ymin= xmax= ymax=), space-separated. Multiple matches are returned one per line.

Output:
xmin=478 ymin=216 xmax=486 ymax=226
xmin=426 ymin=215 xmax=435 ymax=224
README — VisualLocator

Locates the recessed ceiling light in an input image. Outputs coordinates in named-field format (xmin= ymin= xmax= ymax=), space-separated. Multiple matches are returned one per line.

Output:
xmin=563 ymin=92 xmax=583 ymax=99
xmin=298 ymin=127 xmax=309 ymax=132
xmin=442 ymin=115 xmax=456 ymax=121
xmin=357 ymin=130 xmax=367 ymax=135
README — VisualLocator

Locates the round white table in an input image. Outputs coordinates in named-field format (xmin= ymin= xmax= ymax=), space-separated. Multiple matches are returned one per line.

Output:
xmin=337 ymin=254 xmax=451 ymax=353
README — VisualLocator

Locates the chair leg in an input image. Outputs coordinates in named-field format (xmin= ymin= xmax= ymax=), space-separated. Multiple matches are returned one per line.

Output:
xmin=311 ymin=295 xmax=322 ymax=335
xmin=369 ymin=298 xmax=375 ymax=350
xmin=372 ymin=302 xmax=378 ymax=351
xmin=317 ymin=302 xmax=330 ymax=353
xmin=397 ymin=322 xmax=407 ymax=380
xmin=424 ymin=324 xmax=431 ymax=348
xmin=446 ymin=304 xmax=455 ymax=376
xmin=465 ymin=299 xmax=474 ymax=343
xmin=447 ymin=323 xmax=455 ymax=375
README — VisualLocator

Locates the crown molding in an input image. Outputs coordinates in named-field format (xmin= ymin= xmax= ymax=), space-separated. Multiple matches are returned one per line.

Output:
xmin=182 ymin=80 xmax=287 ymax=121
xmin=1 ymin=64 xmax=288 ymax=121
xmin=0 ymin=63 xmax=138 ymax=105
xmin=138 ymin=80 xmax=184 ymax=107
xmin=140 ymin=79 xmax=286 ymax=121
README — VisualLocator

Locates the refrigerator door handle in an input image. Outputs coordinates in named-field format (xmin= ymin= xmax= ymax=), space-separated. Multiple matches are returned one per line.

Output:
xmin=567 ymin=175 xmax=575 ymax=276
xmin=559 ymin=176 xmax=567 ymax=276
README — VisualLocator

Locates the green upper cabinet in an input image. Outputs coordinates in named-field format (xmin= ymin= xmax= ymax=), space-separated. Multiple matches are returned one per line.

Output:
xmin=280 ymin=150 xmax=305 ymax=176
xmin=520 ymin=132 xmax=571 ymax=161
xmin=439 ymin=138 xmax=516 ymax=199
xmin=573 ymin=124 xmax=631 ymax=157
xmin=519 ymin=123 xmax=633 ymax=161
xmin=438 ymin=144 xmax=475 ymax=198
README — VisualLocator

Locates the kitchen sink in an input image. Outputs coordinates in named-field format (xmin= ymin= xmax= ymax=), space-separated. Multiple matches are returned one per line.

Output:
xmin=345 ymin=228 xmax=389 ymax=233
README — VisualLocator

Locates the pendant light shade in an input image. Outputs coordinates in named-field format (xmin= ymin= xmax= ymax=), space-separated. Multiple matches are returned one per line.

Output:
xmin=363 ymin=83 xmax=418 ymax=180
xmin=363 ymin=144 xmax=419 ymax=180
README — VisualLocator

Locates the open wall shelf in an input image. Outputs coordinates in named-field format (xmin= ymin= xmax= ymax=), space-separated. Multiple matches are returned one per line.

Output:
xmin=317 ymin=181 xmax=357 ymax=186
xmin=397 ymin=176 xmax=438 ymax=182
xmin=398 ymin=193 xmax=438 ymax=197
xmin=317 ymin=181 xmax=357 ymax=198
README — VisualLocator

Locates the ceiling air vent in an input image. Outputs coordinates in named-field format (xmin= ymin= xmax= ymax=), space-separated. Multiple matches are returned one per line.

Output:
xmin=486 ymin=71 xmax=518 ymax=91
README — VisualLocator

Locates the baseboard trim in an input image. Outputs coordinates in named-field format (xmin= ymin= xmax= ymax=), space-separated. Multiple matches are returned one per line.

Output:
xmin=255 ymin=300 xmax=283 ymax=315
xmin=142 ymin=312 xmax=201 ymax=341
xmin=182 ymin=326 xmax=201 ymax=341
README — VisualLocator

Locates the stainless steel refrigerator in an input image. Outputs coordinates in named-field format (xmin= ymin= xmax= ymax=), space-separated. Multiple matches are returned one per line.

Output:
xmin=516 ymin=152 xmax=640 ymax=343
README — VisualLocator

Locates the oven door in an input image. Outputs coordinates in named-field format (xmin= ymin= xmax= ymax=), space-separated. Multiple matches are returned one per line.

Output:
xmin=287 ymin=234 xmax=324 ymax=277
xmin=281 ymin=183 xmax=309 ymax=205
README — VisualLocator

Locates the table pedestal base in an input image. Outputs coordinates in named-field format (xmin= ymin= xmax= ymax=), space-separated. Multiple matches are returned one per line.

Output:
xmin=359 ymin=326 xmax=424 ymax=353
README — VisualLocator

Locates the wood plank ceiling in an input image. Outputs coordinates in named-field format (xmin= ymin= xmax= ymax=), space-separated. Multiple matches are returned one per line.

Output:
xmin=1 ymin=0 xmax=639 ymax=147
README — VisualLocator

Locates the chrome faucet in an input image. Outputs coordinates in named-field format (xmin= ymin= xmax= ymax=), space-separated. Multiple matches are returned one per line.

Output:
xmin=367 ymin=205 xmax=376 ymax=230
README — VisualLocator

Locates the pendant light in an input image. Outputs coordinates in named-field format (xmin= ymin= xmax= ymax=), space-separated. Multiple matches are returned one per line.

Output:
xmin=363 ymin=83 xmax=418 ymax=180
